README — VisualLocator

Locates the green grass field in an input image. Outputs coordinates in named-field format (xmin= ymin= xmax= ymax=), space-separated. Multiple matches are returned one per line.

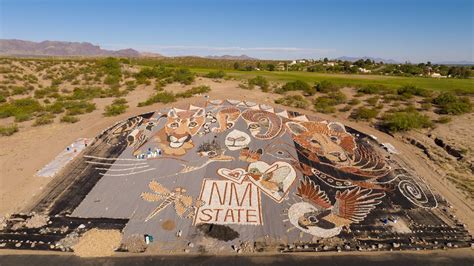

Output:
xmin=191 ymin=68 xmax=474 ymax=93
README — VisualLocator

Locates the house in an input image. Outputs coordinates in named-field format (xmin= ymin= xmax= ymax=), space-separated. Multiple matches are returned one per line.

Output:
xmin=289 ymin=60 xmax=297 ymax=66
xmin=431 ymin=72 xmax=441 ymax=78
xmin=323 ymin=62 xmax=336 ymax=67
xmin=276 ymin=62 xmax=286 ymax=71
xmin=358 ymin=67 xmax=372 ymax=73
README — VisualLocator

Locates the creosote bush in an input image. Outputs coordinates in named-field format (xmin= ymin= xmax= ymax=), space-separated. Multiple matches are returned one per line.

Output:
xmin=0 ymin=123 xmax=18 ymax=136
xmin=175 ymin=86 xmax=211 ymax=98
xmin=104 ymin=98 xmax=128 ymax=116
xmin=205 ymin=70 xmax=226 ymax=79
xmin=382 ymin=110 xmax=433 ymax=132
xmin=350 ymin=107 xmax=379 ymax=121
xmin=276 ymin=80 xmax=314 ymax=95
xmin=138 ymin=91 xmax=176 ymax=107
xmin=274 ymin=95 xmax=309 ymax=108
xmin=248 ymin=76 xmax=270 ymax=92
xmin=432 ymin=92 xmax=472 ymax=115
xmin=60 ymin=115 xmax=80 ymax=123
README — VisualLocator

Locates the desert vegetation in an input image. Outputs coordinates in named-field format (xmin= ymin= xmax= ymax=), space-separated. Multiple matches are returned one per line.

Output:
xmin=0 ymin=57 xmax=472 ymax=137
xmin=0 ymin=57 xmax=207 ymax=135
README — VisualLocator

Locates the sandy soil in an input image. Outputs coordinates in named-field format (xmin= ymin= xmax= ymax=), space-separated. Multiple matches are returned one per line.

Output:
xmin=0 ymin=77 xmax=473 ymax=239
xmin=72 ymin=229 xmax=122 ymax=257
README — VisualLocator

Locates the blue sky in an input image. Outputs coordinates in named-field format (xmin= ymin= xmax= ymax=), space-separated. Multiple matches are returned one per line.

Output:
xmin=1 ymin=0 xmax=472 ymax=62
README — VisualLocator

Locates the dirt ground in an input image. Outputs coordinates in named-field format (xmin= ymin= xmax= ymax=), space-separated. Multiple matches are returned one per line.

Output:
xmin=0 ymin=247 xmax=473 ymax=266
xmin=0 ymin=77 xmax=473 ymax=244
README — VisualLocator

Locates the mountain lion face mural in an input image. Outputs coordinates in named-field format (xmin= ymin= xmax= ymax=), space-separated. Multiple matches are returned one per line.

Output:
xmin=154 ymin=108 xmax=206 ymax=156
xmin=286 ymin=121 xmax=356 ymax=166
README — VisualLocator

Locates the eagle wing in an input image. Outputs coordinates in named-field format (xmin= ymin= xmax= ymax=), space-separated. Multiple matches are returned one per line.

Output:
xmin=333 ymin=187 xmax=385 ymax=223
xmin=296 ymin=176 xmax=332 ymax=209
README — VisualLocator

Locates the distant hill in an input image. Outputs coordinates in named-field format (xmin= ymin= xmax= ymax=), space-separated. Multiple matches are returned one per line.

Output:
xmin=205 ymin=54 xmax=258 ymax=60
xmin=0 ymin=39 xmax=150 ymax=57
xmin=336 ymin=56 xmax=399 ymax=64
xmin=434 ymin=60 xmax=474 ymax=66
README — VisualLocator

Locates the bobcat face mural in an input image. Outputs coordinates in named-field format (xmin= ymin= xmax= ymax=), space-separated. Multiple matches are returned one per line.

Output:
xmin=286 ymin=121 xmax=356 ymax=166
xmin=241 ymin=109 xmax=283 ymax=140
xmin=154 ymin=108 xmax=206 ymax=156
xmin=286 ymin=120 xmax=393 ymax=189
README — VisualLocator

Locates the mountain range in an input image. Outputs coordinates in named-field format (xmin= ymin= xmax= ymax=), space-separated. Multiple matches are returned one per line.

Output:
xmin=0 ymin=39 xmax=146 ymax=57
xmin=0 ymin=39 xmax=471 ymax=65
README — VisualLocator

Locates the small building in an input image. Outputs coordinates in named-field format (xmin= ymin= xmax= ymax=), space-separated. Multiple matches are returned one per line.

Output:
xmin=323 ymin=62 xmax=336 ymax=67
xmin=358 ymin=67 xmax=372 ymax=73
xmin=276 ymin=62 xmax=286 ymax=71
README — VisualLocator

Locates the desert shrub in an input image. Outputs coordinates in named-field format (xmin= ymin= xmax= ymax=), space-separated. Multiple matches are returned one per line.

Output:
xmin=68 ymin=87 xmax=102 ymax=100
xmin=274 ymin=95 xmax=309 ymax=108
xmin=420 ymin=102 xmax=432 ymax=111
xmin=104 ymin=75 xmax=120 ymax=85
xmin=366 ymin=96 xmax=380 ymax=106
xmin=104 ymin=98 xmax=128 ymax=117
xmin=339 ymin=105 xmax=352 ymax=112
xmin=350 ymin=107 xmax=379 ymax=121
xmin=125 ymin=80 xmax=137 ymax=91
xmin=0 ymin=124 xmax=18 ymax=136
xmin=60 ymin=115 xmax=80 ymax=123
xmin=34 ymin=86 xmax=59 ymax=99
xmin=382 ymin=111 xmax=433 ymax=132
xmin=328 ymin=91 xmax=347 ymax=104
xmin=357 ymin=84 xmax=390 ymax=94
xmin=205 ymin=70 xmax=226 ymax=79
xmin=313 ymin=91 xmax=346 ymax=113
xmin=33 ymin=114 xmax=55 ymax=126
xmin=348 ymin=98 xmax=361 ymax=106
xmin=432 ymin=92 xmax=472 ymax=115
xmin=248 ymin=76 xmax=270 ymax=92
xmin=176 ymin=85 xmax=211 ymax=98
xmin=313 ymin=98 xmax=336 ymax=113
xmin=63 ymin=100 xmax=96 ymax=115
xmin=10 ymin=86 xmax=31 ymax=95
xmin=135 ymin=66 xmax=173 ymax=81
xmin=173 ymin=68 xmax=195 ymax=85
xmin=315 ymin=80 xmax=339 ymax=93
xmin=278 ymin=80 xmax=314 ymax=95
xmin=0 ymin=98 xmax=43 ymax=121
xmin=99 ymin=57 xmax=122 ymax=86
xmin=238 ymin=83 xmax=253 ymax=90
xmin=436 ymin=116 xmax=452 ymax=124
xmin=138 ymin=91 xmax=176 ymax=107
xmin=397 ymin=85 xmax=431 ymax=98
xmin=45 ymin=101 xmax=65 ymax=114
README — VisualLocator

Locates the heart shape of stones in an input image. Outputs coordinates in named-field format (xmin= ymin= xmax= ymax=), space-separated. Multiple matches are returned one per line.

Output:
xmin=246 ymin=161 xmax=297 ymax=203
xmin=217 ymin=168 xmax=246 ymax=184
